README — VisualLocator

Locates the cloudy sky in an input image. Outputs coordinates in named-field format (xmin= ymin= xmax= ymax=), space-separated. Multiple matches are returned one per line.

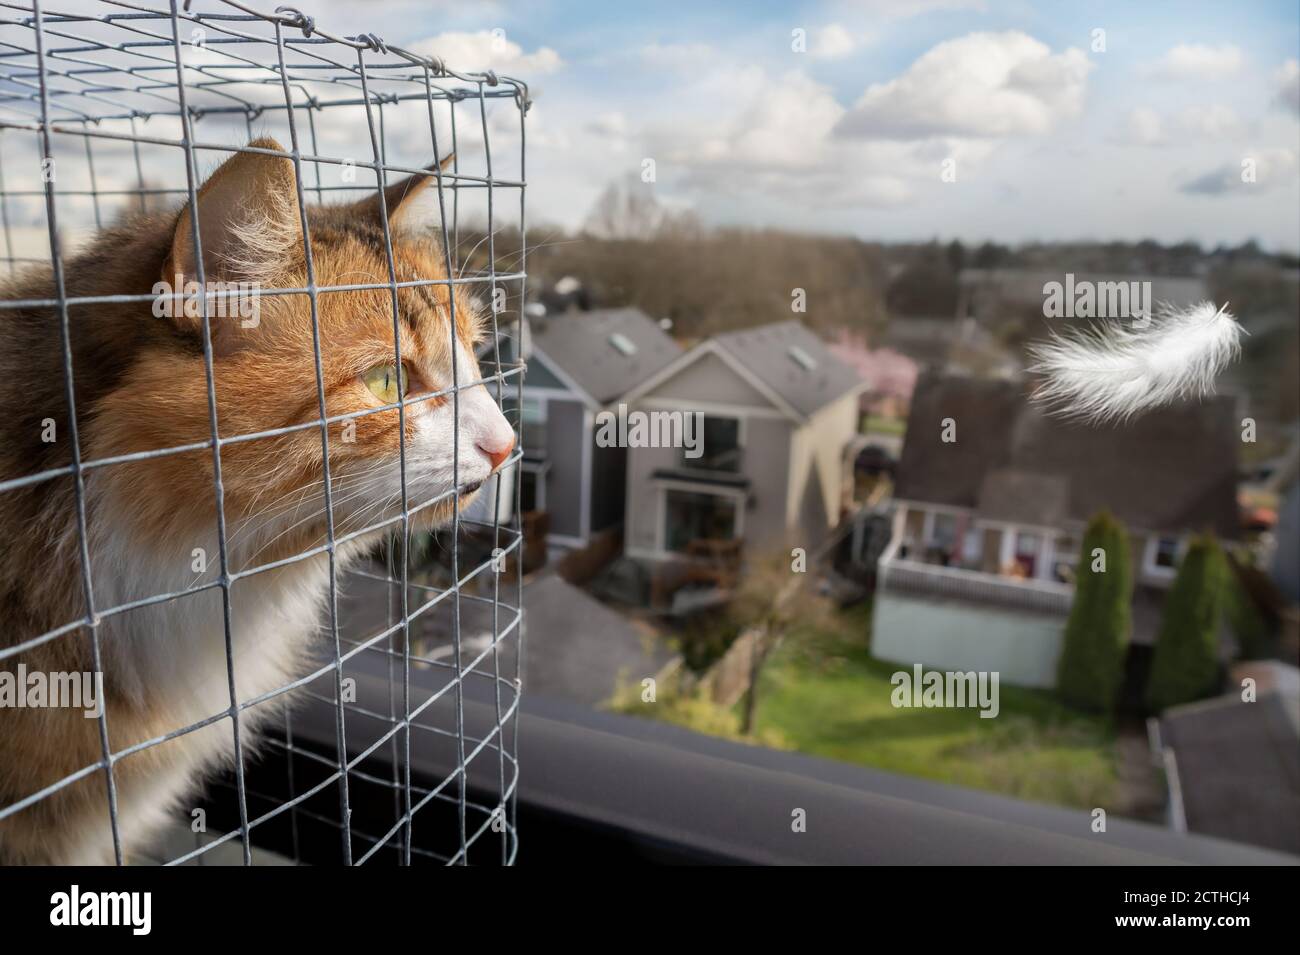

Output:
xmin=11 ymin=0 xmax=1300 ymax=252
xmin=339 ymin=0 xmax=1296 ymax=251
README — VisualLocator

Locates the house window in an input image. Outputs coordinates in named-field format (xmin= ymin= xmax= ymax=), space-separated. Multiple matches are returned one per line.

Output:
xmin=683 ymin=416 xmax=741 ymax=472
xmin=959 ymin=526 xmax=983 ymax=570
xmin=1011 ymin=531 xmax=1041 ymax=579
xmin=608 ymin=332 xmax=637 ymax=356
xmin=928 ymin=512 xmax=958 ymax=565
xmin=1051 ymin=533 xmax=1079 ymax=583
xmin=1146 ymin=535 xmax=1181 ymax=575
xmin=519 ymin=468 xmax=540 ymax=513
xmin=932 ymin=513 xmax=958 ymax=548
xmin=788 ymin=345 xmax=818 ymax=371
xmin=664 ymin=489 xmax=738 ymax=552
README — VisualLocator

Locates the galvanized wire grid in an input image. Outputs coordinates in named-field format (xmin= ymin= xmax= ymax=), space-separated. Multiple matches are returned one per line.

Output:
xmin=0 ymin=0 xmax=527 ymax=865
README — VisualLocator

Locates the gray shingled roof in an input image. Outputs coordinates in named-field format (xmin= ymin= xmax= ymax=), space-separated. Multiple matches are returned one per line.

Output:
xmin=977 ymin=469 xmax=1070 ymax=526
xmin=711 ymin=320 xmax=864 ymax=418
xmin=530 ymin=307 xmax=681 ymax=404
xmin=1161 ymin=692 xmax=1300 ymax=855
xmin=521 ymin=574 xmax=676 ymax=706
xmin=896 ymin=371 xmax=1240 ymax=537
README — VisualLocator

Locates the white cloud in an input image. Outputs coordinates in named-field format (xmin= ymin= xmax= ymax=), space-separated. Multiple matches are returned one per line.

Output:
xmin=1119 ymin=104 xmax=1244 ymax=146
xmin=629 ymin=67 xmax=918 ymax=209
xmin=586 ymin=112 xmax=628 ymax=138
xmin=583 ymin=111 xmax=629 ymax=152
xmin=1178 ymin=104 xmax=1243 ymax=140
xmin=628 ymin=63 xmax=1019 ymax=214
xmin=1145 ymin=43 xmax=1242 ymax=80
xmin=1275 ymin=59 xmax=1300 ymax=116
xmin=675 ymin=68 xmax=846 ymax=171
xmin=810 ymin=25 xmax=858 ymax=60
xmin=640 ymin=42 xmax=715 ymax=70
xmin=1181 ymin=148 xmax=1297 ymax=195
xmin=836 ymin=32 xmax=1092 ymax=139
xmin=850 ymin=0 xmax=987 ymax=17
xmin=573 ymin=32 xmax=1097 ymax=222
xmin=1123 ymin=107 xmax=1166 ymax=145
xmin=409 ymin=30 xmax=563 ymax=76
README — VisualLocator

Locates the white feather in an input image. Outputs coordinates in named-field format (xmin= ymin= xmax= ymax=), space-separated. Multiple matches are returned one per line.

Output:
xmin=1027 ymin=301 xmax=1243 ymax=424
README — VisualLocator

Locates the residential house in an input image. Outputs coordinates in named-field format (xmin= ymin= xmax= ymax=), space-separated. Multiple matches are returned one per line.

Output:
xmin=873 ymin=370 xmax=1240 ymax=689
xmin=515 ymin=308 xmax=681 ymax=550
xmin=620 ymin=320 xmax=864 ymax=564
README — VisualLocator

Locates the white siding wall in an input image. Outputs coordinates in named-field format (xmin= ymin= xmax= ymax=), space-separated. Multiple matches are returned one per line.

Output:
xmin=786 ymin=391 xmax=859 ymax=532
xmin=871 ymin=593 xmax=1065 ymax=689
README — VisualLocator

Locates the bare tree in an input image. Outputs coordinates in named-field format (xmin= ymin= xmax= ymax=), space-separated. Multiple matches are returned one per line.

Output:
xmin=582 ymin=173 xmax=700 ymax=240
xmin=728 ymin=547 xmax=833 ymax=736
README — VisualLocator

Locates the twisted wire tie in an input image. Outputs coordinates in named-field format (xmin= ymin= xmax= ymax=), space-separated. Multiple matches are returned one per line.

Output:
xmin=274 ymin=6 xmax=315 ymax=38
xmin=350 ymin=33 xmax=389 ymax=55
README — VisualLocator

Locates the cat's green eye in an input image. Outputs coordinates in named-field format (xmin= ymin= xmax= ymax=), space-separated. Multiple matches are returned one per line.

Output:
xmin=362 ymin=364 xmax=408 ymax=404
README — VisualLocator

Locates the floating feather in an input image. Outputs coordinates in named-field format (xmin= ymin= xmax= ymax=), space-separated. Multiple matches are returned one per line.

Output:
xmin=1027 ymin=301 xmax=1242 ymax=424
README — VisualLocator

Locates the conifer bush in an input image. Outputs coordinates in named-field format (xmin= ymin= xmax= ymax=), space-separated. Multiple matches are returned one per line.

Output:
xmin=1056 ymin=512 xmax=1132 ymax=713
xmin=1146 ymin=534 xmax=1228 ymax=711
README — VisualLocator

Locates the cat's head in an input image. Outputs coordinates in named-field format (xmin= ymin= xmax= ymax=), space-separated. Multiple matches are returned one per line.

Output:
xmin=94 ymin=138 xmax=515 ymax=566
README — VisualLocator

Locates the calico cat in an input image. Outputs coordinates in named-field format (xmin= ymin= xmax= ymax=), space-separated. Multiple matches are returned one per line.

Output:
xmin=0 ymin=138 xmax=515 ymax=864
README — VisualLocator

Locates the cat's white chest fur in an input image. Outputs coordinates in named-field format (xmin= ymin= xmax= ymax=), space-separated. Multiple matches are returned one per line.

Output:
xmin=84 ymin=504 xmax=367 ymax=860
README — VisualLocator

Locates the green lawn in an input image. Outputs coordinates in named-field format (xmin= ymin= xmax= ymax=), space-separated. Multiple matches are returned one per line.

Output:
xmin=749 ymin=605 xmax=1119 ymax=809
xmin=862 ymin=414 xmax=906 ymax=436
xmin=620 ymin=603 xmax=1120 ymax=811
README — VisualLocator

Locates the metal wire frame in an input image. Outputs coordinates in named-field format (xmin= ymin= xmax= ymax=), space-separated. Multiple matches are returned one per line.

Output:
xmin=0 ymin=0 xmax=528 ymax=865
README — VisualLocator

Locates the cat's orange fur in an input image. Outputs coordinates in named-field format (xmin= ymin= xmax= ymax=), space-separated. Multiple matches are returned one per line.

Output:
xmin=0 ymin=138 xmax=513 ymax=863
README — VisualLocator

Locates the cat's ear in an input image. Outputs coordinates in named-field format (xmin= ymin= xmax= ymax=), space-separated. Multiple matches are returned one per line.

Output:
xmin=355 ymin=153 xmax=455 ymax=234
xmin=163 ymin=136 xmax=303 ymax=305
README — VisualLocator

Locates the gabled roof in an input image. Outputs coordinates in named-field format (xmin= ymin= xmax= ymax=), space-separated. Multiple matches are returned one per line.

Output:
xmin=895 ymin=371 xmax=1240 ymax=537
xmin=529 ymin=307 xmax=681 ymax=405
xmin=709 ymin=321 xmax=864 ymax=419
xmin=625 ymin=320 xmax=864 ymax=421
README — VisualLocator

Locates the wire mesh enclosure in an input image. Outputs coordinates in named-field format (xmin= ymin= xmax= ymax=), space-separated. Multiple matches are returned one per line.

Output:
xmin=0 ymin=0 xmax=528 ymax=865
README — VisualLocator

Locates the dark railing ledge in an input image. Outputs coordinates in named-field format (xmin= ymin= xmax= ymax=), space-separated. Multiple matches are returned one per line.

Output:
xmin=282 ymin=654 xmax=1300 ymax=866
xmin=514 ymin=694 xmax=1298 ymax=866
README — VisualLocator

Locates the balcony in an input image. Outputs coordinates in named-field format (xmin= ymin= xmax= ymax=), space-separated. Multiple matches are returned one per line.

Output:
xmin=677 ymin=446 xmax=743 ymax=475
xmin=878 ymin=550 xmax=1074 ymax=616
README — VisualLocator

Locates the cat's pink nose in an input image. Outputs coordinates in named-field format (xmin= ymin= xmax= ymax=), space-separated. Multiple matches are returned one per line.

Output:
xmin=478 ymin=433 xmax=514 ymax=473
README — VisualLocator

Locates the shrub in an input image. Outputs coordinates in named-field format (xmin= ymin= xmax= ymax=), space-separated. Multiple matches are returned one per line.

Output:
xmin=607 ymin=674 xmax=789 ymax=749
xmin=1225 ymin=556 xmax=1277 ymax=660
xmin=1146 ymin=534 xmax=1228 ymax=711
xmin=673 ymin=609 xmax=742 ymax=674
xmin=1056 ymin=512 xmax=1132 ymax=713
